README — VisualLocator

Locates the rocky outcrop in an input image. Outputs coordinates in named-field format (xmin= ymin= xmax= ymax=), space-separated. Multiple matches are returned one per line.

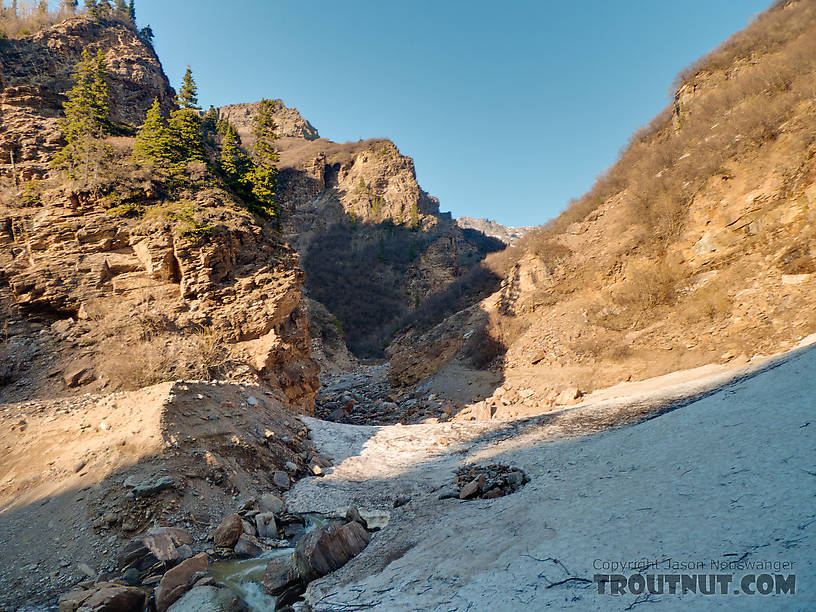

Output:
xmin=219 ymin=100 xmax=319 ymax=142
xmin=0 ymin=192 xmax=319 ymax=409
xmin=0 ymin=16 xmax=174 ymax=180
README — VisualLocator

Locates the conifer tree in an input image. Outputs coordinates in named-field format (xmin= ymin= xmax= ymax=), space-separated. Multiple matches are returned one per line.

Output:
xmin=114 ymin=0 xmax=127 ymax=15
xmin=219 ymin=124 xmax=250 ymax=185
xmin=177 ymin=66 xmax=199 ymax=110
xmin=132 ymin=98 xmax=173 ymax=163
xmin=168 ymin=67 xmax=204 ymax=163
xmin=245 ymin=98 xmax=279 ymax=218
xmin=137 ymin=24 xmax=153 ymax=44
xmin=53 ymin=49 xmax=111 ymax=181
xmin=128 ymin=0 xmax=135 ymax=22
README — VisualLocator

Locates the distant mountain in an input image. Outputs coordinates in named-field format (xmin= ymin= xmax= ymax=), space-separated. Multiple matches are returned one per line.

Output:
xmin=456 ymin=216 xmax=533 ymax=244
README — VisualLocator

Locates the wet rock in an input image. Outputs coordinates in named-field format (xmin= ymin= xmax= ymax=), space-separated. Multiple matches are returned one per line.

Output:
xmin=165 ymin=585 xmax=245 ymax=612
xmin=155 ymin=552 xmax=208 ymax=612
xmin=344 ymin=505 xmax=368 ymax=530
xmin=259 ymin=493 xmax=285 ymax=514
xmin=213 ymin=514 xmax=244 ymax=548
xmin=256 ymin=512 xmax=278 ymax=539
xmin=294 ymin=521 xmax=370 ymax=581
xmin=234 ymin=533 xmax=264 ymax=558
xmin=261 ymin=553 xmax=300 ymax=595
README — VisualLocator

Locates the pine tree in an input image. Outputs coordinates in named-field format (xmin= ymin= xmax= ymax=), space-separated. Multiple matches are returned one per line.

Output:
xmin=128 ymin=0 xmax=135 ymax=22
xmin=219 ymin=124 xmax=250 ymax=185
xmin=132 ymin=98 xmax=173 ymax=163
xmin=177 ymin=66 xmax=199 ymax=110
xmin=53 ymin=49 xmax=111 ymax=181
xmin=167 ymin=67 xmax=204 ymax=163
xmin=251 ymin=98 xmax=279 ymax=168
xmin=137 ymin=24 xmax=153 ymax=44
xmin=245 ymin=98 xmax=280 ymax=218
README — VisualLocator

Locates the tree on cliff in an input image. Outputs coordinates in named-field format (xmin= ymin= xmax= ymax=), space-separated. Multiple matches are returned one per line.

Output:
xmin=128 ymin=0 xmax=135 ymax=21
xmin=246 ymin=99 xmax=280 ymax=218
xmin=167 ymin=67 xmax=204 ymax=163
xmin=132 ymin=98 xmax=173 ymax=163
xmin=53 ymin=48 xmax=111 ymax=182
xmin=133 ymin=69 xmax=204 ymax=167
xmin=219 ymin=124 xmax=250 ymax=185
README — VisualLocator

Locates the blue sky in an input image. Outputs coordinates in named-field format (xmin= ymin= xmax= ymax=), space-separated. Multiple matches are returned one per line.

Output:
xmin=134 ymin=0 xmax=773 ymax=227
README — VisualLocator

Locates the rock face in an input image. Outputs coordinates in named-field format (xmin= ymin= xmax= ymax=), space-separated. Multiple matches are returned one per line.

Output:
xmin=219 ymin=100 xmax=319 ymax=142
xmin=0 ymin=195 xmax=319 ymax=410
xmin=0 ymin=16 xmax=174 ymax=180
xmin=216 ymin=103 xmax=506 ymax=357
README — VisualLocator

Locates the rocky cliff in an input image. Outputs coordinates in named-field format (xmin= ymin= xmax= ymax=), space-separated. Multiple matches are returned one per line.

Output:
xmin=0 ymin=16 xmax=174 ymax=181
xmin=0 ymin=17 xmax=319 ymax=411
xmin=217 ymin=103 xmax=505 ymax=356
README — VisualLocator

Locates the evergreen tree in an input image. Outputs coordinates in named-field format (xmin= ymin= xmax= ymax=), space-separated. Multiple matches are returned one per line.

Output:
xmin=128 ymin=0 xmax=135 ymax=22
xmin=132 ymin=98 xmax=173 ymax=163
xmin=168 ymin=107 xmax=204 ymax=163
xmin=251 ymin=98 xmax=279 ymax=168
xmin=167 ymin=67 xmax=203 ymax=162
xmin=245 ymin=98 xmax=280 ymax=218
xmin=219 ymin=124 xmax=250 ymax=185
xmin=114 ymin=0 xmax=127 ymax=15
xmin=177 ymin=66 xmax=199 ymax=109
xmin=137 ymin=24 xmax=153 ymax=44
xmin=53 ymin=49 xmax=111 ymax=181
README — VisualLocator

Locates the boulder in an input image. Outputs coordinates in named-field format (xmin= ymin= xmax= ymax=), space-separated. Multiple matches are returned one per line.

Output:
xmin=165 ymin=586 xmax=246 ymax=612
xmin=294 ymin=521 xmax=370 ymax=581
xmin=155 ymin=553 xmax=208 ymax=612
xmin=261 ymin=553 xmax=300 ymax=595
xmin=344 ymin=505 xmax=368 ymax=530
xmin=213 ymin=514 xmax=243 ymax=548
xmin=60 ymin=583 xmax=145 ymax=612
xmin=234 ymin=534 xmax=264 ymax=558
xmin=259 ymin=493 xmax=285 ymax=514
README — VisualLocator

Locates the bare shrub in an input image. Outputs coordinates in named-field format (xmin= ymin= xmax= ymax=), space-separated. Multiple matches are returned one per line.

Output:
xmin=101 ymin=327 xmax=234 ymax=390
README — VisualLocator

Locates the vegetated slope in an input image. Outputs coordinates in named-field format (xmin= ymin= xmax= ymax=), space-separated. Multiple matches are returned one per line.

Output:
xmin=0 ymin=16 xmax=319 ymax=409
xmin=389 ymin=0 xmax=816 ymax=412
xmin=218 ymin=102 xmax=506 ymax=358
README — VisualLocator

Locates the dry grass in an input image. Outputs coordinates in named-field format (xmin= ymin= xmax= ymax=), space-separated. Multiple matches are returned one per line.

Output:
xmin=101 ymin=327 xmax=235 ymax=390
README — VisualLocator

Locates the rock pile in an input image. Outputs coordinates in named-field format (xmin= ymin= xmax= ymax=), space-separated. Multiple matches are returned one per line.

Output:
xmin=314 ymin=363 xmax=457 ymax=425
xmin=453 ymin=464 xmax=529 ymax=500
